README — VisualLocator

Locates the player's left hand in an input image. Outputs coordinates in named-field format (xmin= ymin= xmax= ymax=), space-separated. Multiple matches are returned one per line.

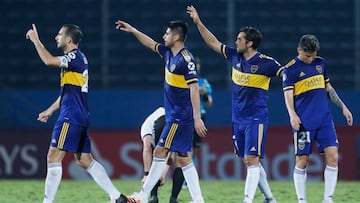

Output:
xmin=194 ymin=118 xmax=207 ymax=137
xmin=26 ymin=24 xmax=40 ymax=43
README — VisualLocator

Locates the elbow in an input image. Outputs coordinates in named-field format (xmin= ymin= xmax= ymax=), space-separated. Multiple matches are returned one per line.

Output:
xmin=43 ymin=60 xmax=52 ymax=66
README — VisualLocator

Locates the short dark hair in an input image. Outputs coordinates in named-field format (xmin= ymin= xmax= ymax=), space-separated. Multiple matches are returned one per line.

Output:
xmin=239 ymin=26 xmax=262 ymax=49
xmin=63 ymin=24 xmax=83 ymax=45
xmin=167 ymin=20 xmax=188 ymax=42
xmin=298 ymin=34 xmax=320 ymax=52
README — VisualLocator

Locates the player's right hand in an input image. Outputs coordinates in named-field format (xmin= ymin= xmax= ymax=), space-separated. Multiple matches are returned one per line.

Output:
xmin=186 ymin=5 xmax=201 ymax=24
xmin=289 ymin=113 xmax=301 ymax=130
xmin=194 ymin=118 xmax=207 ymax=137
xmin=115 ymin=20 xmax=135 ymax=33
xmin=26 ymin=24 xmax=39 ymax=43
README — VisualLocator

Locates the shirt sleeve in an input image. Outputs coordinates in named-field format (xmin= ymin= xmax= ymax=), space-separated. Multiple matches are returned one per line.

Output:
xmin=140 ymin=107 xmax=165 ymax=140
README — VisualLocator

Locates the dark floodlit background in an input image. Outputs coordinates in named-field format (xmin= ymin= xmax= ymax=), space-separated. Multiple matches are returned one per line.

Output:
xmin=1 ymin=0 xmax=360 ymax=181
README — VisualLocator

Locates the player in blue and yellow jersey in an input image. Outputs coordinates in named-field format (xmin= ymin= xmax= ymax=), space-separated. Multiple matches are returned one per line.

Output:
xmin=188 ymin=5 xmax=282 ymax=203
xmin=282 ymin=34 xmax=353 ymax=203
xmin=115 ymin=20 xmax=207 ymax=203
xmin=26 ymin=24 xmax=135 ymax=203
xmin=169 ymin=57 xmax=213 ymax=203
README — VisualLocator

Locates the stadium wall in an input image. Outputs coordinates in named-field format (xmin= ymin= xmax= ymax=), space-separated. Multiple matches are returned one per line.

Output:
xmin=0 ymin=89 xmax=358 ymax=128
xmin=0 ymin=126 xmax=359 ymax=180
xmin=0 ymin=89 xmax=359 ymax=180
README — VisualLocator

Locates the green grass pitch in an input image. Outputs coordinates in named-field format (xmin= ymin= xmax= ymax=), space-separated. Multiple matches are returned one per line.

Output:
xmin=0 ymin=180 xmax=359 ymax=202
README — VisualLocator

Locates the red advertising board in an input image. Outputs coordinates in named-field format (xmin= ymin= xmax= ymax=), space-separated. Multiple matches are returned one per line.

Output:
xmin=0 ymin=126 xmax=359 ymax=180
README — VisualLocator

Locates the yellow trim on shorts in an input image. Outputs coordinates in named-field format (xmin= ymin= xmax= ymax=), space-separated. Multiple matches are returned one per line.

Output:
xmin=165 ymin=123 xmax=178 ymax=148
xmin=58 ymin=122 xmax=69 ymax=149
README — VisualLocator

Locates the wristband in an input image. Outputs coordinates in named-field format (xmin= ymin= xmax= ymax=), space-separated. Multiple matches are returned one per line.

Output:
xmin=144 ymin=171 xmax=149 ymax=176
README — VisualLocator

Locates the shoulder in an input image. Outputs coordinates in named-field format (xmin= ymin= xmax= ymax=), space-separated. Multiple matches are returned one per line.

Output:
xmin=284 ymin=59 xmax=297 ymax=69
xmin=259 ymin=53 xmax=281 ymax=65
xmin=313 ymin=56 xmax=325 ymax=64
xmin=180 ymin=49 xmax=193 ymax=62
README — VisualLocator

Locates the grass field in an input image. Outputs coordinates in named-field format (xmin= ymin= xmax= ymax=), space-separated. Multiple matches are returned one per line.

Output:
xmin=0 ymin=180 xmax=359 ymax=203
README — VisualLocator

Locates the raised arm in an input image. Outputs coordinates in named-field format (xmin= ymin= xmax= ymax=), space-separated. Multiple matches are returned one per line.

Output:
xmin=26 ymin=24 xmax=62 ymax=67
xmin=187 ymin=5 xmax=222 ymax=54
xmin=115 ymin=20 xmax=157 ymax=51
xmin=326 ymin=83 xmax=353 ymax=126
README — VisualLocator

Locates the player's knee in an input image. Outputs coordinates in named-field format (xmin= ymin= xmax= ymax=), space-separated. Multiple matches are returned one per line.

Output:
xmin=153 ymin=146 xmax=168 ymax=158
xmin=243 ymin=155 xmax=259 ymax=166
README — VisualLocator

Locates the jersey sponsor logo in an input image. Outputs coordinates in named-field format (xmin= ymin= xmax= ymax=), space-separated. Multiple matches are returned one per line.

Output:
xmin=187 ymin=62 xmax=197 ymax=75
xmin=165 ymin=68 xmax=190 ymax=88
xmin=294 ymin=75 xmax=325 ymax=96
xmin=299 ymin=72 xmax=306 ymax=77
xmin=250 ymin=65 xmax=258 ymax=73
xmin=232 ymin=68 xmax=270 ymax=90
xmin=316 ymin=65 xmax=322 ymax=73
xmin=187 ymin=62 xmax=195 ymax=71
xmin=236 ymin=63 xmax=241 ymax=68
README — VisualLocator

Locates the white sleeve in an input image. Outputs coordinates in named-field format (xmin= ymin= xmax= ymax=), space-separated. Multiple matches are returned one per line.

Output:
xmin=140 ymin=107 xmax=165 ymax=140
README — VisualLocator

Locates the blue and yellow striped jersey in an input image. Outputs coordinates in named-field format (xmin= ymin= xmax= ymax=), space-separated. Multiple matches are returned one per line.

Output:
xmin=221 ymin=45 xmax=283 ymax=123
xmin=58 ymin=48 xmax=90 ymax=127
xmin=282 ymin=56 xmax=333 ymax=130
xmin=155 ymin=43 xmax=198 ymax=124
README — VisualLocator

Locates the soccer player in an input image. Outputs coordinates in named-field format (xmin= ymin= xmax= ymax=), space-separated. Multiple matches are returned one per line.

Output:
xmin=170 ymin=57 xmax=213 ymax=202
xmin=26 ymin=24 xmax=134 ymax=203
xmin=115 ymin=20 xmax=207 ymax=203
xmin=282 ymin=34 xmax=353 ymax=203
xmin=140 ymin=106 xmax=173 ymax=203
xmin=187 ymin=5 xmax=282 ymax=203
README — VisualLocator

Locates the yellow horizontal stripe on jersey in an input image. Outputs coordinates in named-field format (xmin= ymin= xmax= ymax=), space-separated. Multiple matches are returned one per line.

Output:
xmin=61 ymin=71 xmax=87 ymax=87
xmin=232 ymin=67 xmax=270 ymax=90
xmin=165 ymin=68 xmax=189 ymax=89
xmin=294 ymin=75 xmax=325 ymax=96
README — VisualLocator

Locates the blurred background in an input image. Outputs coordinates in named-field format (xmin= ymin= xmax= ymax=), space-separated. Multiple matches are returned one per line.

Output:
xmin=0 ymin=0 xmax=359 ymax=180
